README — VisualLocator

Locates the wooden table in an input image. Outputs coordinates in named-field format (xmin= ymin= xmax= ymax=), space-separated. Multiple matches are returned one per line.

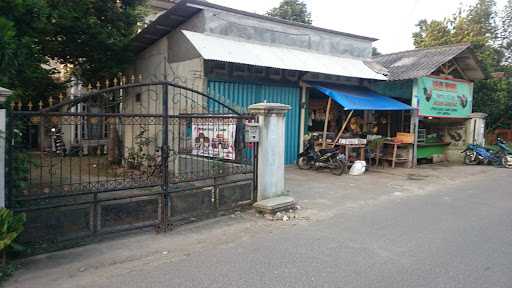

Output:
xmin=339 ymin=143 xmax=365 ymax=162
xmin=376 ymin=141 xmax=412 ymax=168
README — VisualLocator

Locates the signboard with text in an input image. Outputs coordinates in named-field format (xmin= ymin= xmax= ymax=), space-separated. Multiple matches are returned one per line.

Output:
xmin=416 ymin=76 xmax=473 ymax=118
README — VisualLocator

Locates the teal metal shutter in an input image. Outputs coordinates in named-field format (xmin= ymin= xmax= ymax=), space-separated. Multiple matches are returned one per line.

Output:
xmin=208 ymin=81 xmax=301 ymax=165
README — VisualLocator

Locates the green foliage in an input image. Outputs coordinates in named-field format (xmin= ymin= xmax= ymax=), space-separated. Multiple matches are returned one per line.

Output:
xmin=10 ymin=151 xmax=34 ymax=194
xmin=10 ymin=123 xmax=40 ymax=194
xmin=125 ymin=126 xmax=156 ymax=170
xmin=0 ymin=262 xmax=17 ymax=283
xmin=0 ymin=0 xmax=146 ymax=104
xmin=413 ymin=0 xmax=502 ymax=74
xmin=0 ymin=208 xmax=25 ymax=252
xmin=0 ymin=0 xmax=60 ymax=105
xmin=412 ymin=0 xmax=512 ymax=130
xmin=371 ymin=47 xmax=382 ymax=57
xmin=413 ymin=19 xmax=454 ymax=48
xmin=500 ymin=0 xmax=512 ymax=64
xmin=473 ymin=79 xmax=512 ymax=129
xmin=266 ymin=0 xmax=312 ymax=25
xmin=42 ymin=0 xmax=146 ymax=82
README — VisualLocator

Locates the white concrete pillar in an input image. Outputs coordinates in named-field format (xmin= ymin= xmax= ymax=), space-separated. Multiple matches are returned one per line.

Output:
xmin=0 ymin=87 xmax=11 ymax=208
xmin=466 ymin=112 xmax=487 ymax=146
xmin=0 ymin=109 xmax=6 ymax=207
xmin=248 ymin=103 xmax=290 ymax=201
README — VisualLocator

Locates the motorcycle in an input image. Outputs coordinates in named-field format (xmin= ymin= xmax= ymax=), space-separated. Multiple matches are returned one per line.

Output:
xmin=496 ymin=137 xmax=512 ymax=168
xmin=462 ymin=138 xmax=512 ymax=168
xmin=296 ymin=135 xmax=347 ymax=175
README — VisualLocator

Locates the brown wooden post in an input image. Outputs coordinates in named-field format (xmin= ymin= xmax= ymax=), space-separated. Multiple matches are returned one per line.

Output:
xmin=387 ymin=111 xmax=392 ymax=137
xmin=322 ymin=97 xmax=332 ymax=149
xmin=333 ymin=110 xmax=354 ymax=146
xmin=363 ymin=111 xmax=369 ymax=133
xmin=401 ymin=111 xmax=405 ymax=131
xmin=392 ymin=143 xmax=398 ymax=168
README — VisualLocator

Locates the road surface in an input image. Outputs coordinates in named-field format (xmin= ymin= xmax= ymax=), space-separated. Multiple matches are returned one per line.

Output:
xmin=8 ymin=166 xmax=512 ymax=288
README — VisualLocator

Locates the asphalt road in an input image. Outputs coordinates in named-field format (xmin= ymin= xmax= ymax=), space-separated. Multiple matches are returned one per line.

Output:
xmin=75 ymin=169 xmax=512 ymax=288
xmin=8 ymin=167 xmax=512 ymax=288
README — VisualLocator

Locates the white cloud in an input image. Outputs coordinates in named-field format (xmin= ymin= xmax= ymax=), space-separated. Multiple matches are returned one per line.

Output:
xmin=209 ymin=0 xmax=507 ymax=53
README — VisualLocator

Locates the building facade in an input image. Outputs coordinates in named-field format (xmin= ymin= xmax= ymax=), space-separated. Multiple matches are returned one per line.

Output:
xmin=131 ymin=0 xmax=386 ymax=164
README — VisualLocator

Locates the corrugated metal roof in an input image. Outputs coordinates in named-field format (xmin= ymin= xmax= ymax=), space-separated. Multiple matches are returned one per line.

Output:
xmin=183 ymin=31 xmax=387 ymax=80
xmin=372 ymin=43 xmax=485 ymax=81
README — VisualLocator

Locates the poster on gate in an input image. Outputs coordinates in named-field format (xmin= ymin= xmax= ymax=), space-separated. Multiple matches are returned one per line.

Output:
xmin=191 ymin=118 xmax=236 ymax=160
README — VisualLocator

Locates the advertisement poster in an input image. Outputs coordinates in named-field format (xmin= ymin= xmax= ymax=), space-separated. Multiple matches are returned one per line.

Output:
xmin=191 ymin=118 xmax=236 ymax=160
xmin=417 ymin=76 xmax=473 ymax=118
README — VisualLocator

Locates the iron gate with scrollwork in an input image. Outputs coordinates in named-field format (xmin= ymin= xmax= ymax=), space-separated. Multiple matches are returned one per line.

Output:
xmin=7 ymin=79 xmax=257 ymax=246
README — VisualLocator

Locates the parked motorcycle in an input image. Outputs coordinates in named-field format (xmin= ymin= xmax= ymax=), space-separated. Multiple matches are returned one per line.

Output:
xmin=462 ymin=138 xmax=512 ymax=168
xmin=297 ymin=135 xmax=347 ymax=175
xmin=496 ymin=137 xmax=512 ymax=168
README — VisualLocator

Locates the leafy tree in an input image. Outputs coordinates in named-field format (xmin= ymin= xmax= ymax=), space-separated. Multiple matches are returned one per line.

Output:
xmin=473 ymin=79 xmax=512 ymax=129
xmin=465 ymin=0 xmax=498 ymax=40
xmin=0 ymin=0 xmax=146 ymax=105
xmin=500 ymin=0 xmax=512 ymax=64
xmin=267 ymin=0 xmax=312 ymax=25
xmin=371 ymin=47 xmax=382 ymax=56
xmin=413 ymin=19 xmax=453 ymax=48
xmin=0 ymin=0 xmax=58 ymax=104
xmin=413 ymin=0 xmax=501 ymax=74
xmin=43 ymin=0 xmax=146 ymax=82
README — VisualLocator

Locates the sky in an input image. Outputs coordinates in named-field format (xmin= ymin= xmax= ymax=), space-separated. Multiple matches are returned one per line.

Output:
xmin=208 ymin=0 xmax=508 ymax=54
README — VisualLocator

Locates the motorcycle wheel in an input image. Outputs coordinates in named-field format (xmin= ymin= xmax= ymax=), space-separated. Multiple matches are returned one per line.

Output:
xmin=296 ymin=156 xmax=313 ymax=170
xmin=330 ymin=159 xmax=346 ymax=176
xmin=501 ymin=155 xmax=512 ymax=169
xmin=463 ymin=152 xmax=479 ymax=165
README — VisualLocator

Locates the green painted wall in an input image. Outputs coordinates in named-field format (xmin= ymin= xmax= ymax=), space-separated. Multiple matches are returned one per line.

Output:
xmin=370 ymin=80 xmax=414 ymax=100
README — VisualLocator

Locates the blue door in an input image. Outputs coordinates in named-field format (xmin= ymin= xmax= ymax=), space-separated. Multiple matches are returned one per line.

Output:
xmin=208 ymin=81 xmax=301 ymax=165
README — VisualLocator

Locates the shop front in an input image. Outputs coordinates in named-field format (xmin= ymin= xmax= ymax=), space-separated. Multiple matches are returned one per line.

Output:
xmin=372 ymin=43 xmax=486 ymax=166
xmin=413 ymin=76 xmax=475 ymax=164
xmin=302 ymin=82 xmax=414 ymax=168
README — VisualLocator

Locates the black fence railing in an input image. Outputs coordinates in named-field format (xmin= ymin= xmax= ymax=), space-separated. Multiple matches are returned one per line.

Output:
xmin=7 ymin=81 xmax=257 ymax=246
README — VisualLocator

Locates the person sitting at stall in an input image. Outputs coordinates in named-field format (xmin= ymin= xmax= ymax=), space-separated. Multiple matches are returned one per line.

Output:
xmin=348 ymin=116 xmax=362 ymax=137
xmin=377 ymin=115 xmax=388 ymax=136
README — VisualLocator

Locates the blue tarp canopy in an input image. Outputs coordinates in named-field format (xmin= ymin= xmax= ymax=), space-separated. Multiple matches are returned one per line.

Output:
xmin=313 ymin=85 xmax=412 ymax=111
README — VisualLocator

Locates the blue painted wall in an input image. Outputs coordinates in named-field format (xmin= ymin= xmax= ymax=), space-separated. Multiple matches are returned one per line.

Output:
xmin=208 ymin=81 xmax=301 ymax=165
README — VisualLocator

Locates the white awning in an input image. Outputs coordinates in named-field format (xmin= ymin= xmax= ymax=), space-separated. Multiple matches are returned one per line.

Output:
xmin=182 ymin=30 xmax=387 ymax=80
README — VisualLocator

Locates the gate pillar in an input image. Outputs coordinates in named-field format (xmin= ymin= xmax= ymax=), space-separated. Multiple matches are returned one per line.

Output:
xmin=0 ymin=109 xmax=5 ymax=208
xmin=0 ymin=87 xmax=10 ymax=208
xmin=248 ymin=103 xmax=290 ymax=201
xmin=466 ymin=112 xmax=487 ymax=146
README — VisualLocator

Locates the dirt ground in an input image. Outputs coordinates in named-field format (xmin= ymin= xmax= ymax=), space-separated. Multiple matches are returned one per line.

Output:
xmin=5 ymin=163 xmax=501 ymax=288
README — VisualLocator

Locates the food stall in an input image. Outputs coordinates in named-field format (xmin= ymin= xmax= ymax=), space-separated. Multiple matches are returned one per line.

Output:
xmin=304 ymin=83 xmax=414 ymax=168
xmin=371 ymin=43 xmax=486 ymax=166
xmin=413 ymin=76 xmax=474 ymax=163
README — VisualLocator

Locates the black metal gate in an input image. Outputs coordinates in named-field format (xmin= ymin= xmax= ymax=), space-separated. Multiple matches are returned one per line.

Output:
xmin=7 ymin=80 xmax=257 ymax=245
